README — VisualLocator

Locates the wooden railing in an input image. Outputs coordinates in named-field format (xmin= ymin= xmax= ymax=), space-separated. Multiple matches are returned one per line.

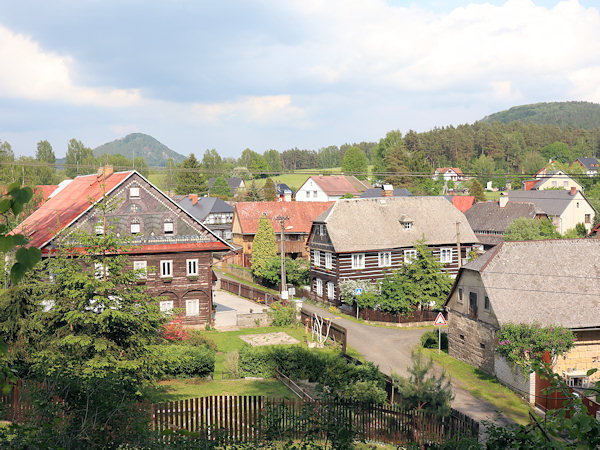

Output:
xmin=357 ymin=308 xmax=445 ymax=324
xmin=220 ymin=278 xmax=287 ymax=306
xmin=275 ymin=367 xmax=314 ymax=401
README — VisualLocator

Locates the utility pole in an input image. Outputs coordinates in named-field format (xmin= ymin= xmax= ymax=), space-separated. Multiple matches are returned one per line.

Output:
xmin=274 ymin=215 xmax=289 ymax=298
xmin=456 ymin=221 xmax=461 ymax=269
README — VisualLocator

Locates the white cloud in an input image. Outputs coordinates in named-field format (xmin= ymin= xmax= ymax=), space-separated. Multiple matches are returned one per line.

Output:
xmin=568 ymin=66 xmax=600 ymax=103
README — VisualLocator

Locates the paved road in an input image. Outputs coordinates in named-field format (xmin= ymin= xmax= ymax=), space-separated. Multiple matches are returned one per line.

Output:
xmin=212 ymin=289 xmax=269 ymax=330
xmin=301 ymin=302 xmax=513 ymax=428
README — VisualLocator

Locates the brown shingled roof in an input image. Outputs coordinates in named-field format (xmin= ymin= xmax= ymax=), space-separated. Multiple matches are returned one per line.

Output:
xmin=308 ymin=175 xmax=371 ymax=196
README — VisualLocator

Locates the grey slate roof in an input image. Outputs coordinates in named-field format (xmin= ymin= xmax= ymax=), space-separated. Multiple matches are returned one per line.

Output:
xmin=465 ymin=201 xmax=539 ymax=233
xmin=576 ymin=157 xmax=600 ymax=170
xmin=275 ymin=183 xmax=293 ymax=195
xmin=314 ymin=196 xmax=477 ymax=253
xmin=360 ymin=188 xmax=412 ymax=198
xmin=177 ymin=196 xmax=234 ymax=222
xmin=506 ymin=190 xmax=583 ymax=216
xmin=463 ymin=240 xmax=600 ymax=329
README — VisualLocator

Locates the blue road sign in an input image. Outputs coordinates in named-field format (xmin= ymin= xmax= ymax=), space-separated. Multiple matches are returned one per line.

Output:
xmin=355 ymin=287 xmax=363 ymax=295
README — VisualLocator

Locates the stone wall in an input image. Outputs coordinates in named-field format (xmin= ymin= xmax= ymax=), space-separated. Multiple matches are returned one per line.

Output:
xmin=236 ymin=313 xmax=271 ymax=328
xmin=447 ymin=311 xmax=496 ymax=375
xmin=554 ymin=329 xmax=600 ymax=382
xmin=494 ymin=355 xmax=535 ymax=404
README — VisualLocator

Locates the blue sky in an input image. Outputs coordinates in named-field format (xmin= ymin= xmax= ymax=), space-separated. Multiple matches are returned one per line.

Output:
xmin=1 ymin=0 xmax=599 ymax=160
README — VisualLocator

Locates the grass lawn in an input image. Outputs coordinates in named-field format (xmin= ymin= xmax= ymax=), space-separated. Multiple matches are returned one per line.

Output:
xmin=485 ymin=191 xmax=502 ymax=200
xmin=422 ymin=348 xmax=534 ymax=425
xmin=214 ymin=268 xmax=280 ymax=295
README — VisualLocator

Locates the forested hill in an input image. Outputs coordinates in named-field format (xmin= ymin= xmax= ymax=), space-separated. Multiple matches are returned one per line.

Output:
xmin=93 ymin=133 xmax=185 ymax=166
xmin=480 ymin=101 xmax=600 ymax=129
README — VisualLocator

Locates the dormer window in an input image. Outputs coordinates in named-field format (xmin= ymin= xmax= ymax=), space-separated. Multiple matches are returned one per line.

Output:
xmin=402 ymin=222 xmax=412 ymax=231
xmin=130 ymin=186 xmax=140 ymax=198
xmin=164 ymin=219 xmax=174 ymax=234
xmin=399 ymin=214 xmax=413 ymax=231
xmin=130 ymin=219 xmax=140 ymax=234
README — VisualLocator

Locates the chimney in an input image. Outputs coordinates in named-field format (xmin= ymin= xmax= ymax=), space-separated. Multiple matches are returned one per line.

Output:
xmin=189 ymin=193 xmax=198 ymax=205
xmin=382 ymin=184 xmax=393 ymax=197
xmin=499 ymin=194 xmax=508 ymax=208
xmin=97 ymin=164 xmax=114 ymax=179
xmin=570 ymin=186 xmax=577 ymax=196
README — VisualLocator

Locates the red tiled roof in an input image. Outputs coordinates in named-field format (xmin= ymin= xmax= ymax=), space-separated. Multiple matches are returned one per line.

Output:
xmin=523 ymin=180 xmax=538 ymax=191
xmin=35 ymin=185 xmax=58 ymax=203
xmin=451 ymin=196 xmax=475 ymax=213
xmin=234 ymin=201 xmax=333 ymax=234
xmin=13 ymin=171 xmax=134 ymax=249
xmin=436 ymin=167 xmax=464 ymax=176
xmin=41 ymin=241 xmax=229 ymax=256
xmin=310 ymin=176 xmax=367 ymax=196
xmin=534 ymin=160 xmax=555 ymax=177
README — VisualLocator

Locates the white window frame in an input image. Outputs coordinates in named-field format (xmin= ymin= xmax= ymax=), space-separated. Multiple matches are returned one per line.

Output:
xmin=305 ymin=191 xmax=310 ymax=198
xmin=130 ymin=222 xmax=141 ymax=234
xmin=313 ymin=190 xmax=317 ymax=198
xmin=325 ymin=252 xmax=333 ymax=270
xmin=164 ymin=220 xmax=174 ymax=234
xmin=327 ymin=282 xmax=335 ymax=300
xmin=95 ymin=224 xmax=104 ymax=235
xmin=402 ymin=222 xmax=412 ymax=231
xmin=133 ymin=260 xmax=147 ymax=279
xmin=404 ymin=249 xmax=417 ymax=264
xmin=160 ymin=260 xmax=173 ymax=278
xmin=186 ymin=299 xmax=199 ymax=317
xmin=313 ymin=250 xmax=320 ymax=267
xmin=129 ymin=186 xmax=140 ymax=198
xmin=378 ymin=251 xmax=391 ymax=267
xmin=352 ymin=253 xmax=365 ymax=270
xmin=319 ymin=224 xmax=325 ymax=236
xmin=160 ymin=300 xmax=174 ymax=313
xmin=316 ymin=278 xmax=323 ymax=296
xmin=440 ymin=248 xmax=453 ymax=264
xmin=187 ymin=258 xmax=199 ymax=276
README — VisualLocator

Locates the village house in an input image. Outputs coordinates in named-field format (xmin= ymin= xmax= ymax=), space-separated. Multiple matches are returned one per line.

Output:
xmin=360 ymin=184 xmax=412 ymax=198
xmin=445 ymin=239 xmax=600 ymax=403
xmin=275 ymin=182 xmax=293 ymax=202
xmin=464 ymin=196 xmax=549 ymax=249
xmin=295 ymin=175 xmax=371 ymax=201
xmin=231 ymin=201 xmax=333 ymax=267
xmin=14 ymin=166 xmax=232 ymax=325
xmin=522 ymin=169 xmax=583 ymax=192
xmin=307 ymin=197 xmax=477 ymax=305
xmin=433 ymin=167 xmax=464 ymax=182
xmin=177 ymin=195 xmax=234 ymax=242
xmin=507 ymin=188 xmax=595 ymax=233
xmin=575 ymin=157 xmax=600 ymax=177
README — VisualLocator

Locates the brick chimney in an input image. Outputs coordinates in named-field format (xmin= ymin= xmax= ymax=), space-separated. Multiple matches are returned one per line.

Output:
xmin=97 ymin=164 xmax=114 ymax=179
xmin=382 ymin=184 xmax=393 ymax=197
xmin=499 ymin=194 xmax=508 ymax=208
xmin=570 ymin=186 xmax=577 ymax=196
xmin=189 ymin=193 xmax=198 ymax=205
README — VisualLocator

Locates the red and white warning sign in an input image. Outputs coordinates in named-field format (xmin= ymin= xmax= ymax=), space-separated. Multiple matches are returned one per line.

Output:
xmin=434 ymin=312 xmax=447 ymax=326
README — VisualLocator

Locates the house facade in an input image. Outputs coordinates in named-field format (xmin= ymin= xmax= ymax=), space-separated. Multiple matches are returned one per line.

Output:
xmin=14 ymin=166 xmax=231 ymax=326
xmin=177 ymin=195 xmax=234 ymax=242
xmin=575 ymin=157 xmax=600 ymax=177
xmin=295 ymin=175 xmax=371 ymax=201
xmin=275 ymin=182 xmax=293 ymax=202
xmin=434 ymin=168 xmax=464 ymax=181
xmin=445 ymin=240 xmax=600 ymax=403
xmin=522 ymin=169 xmax=583 ymax=192
xmin=307 ymin=197 xmax=478 ymax=306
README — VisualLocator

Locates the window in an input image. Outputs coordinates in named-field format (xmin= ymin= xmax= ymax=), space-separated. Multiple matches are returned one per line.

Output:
xmin=130 ymin=220 xmax=140 ymax=234
xmin=160 ymin=260 xmax=172 ymax=278
xmin=186 ymin=299 xmax=199 ymax=317
xmin=95 ymin=224 xmax=104 ymax=235
xmin=327 ymin=282 xmax=335 ymax=299
xmin=458 ymin=288 xmax=463 ymax=303
xmin=187 ymin=259 xmax=198 ymax=276
xmin=378 ymin=252 xmax=391 ymax=267
xmin=401 ymin=222 xmax=412 ymax=231
xmin=316 ymin=278 xmax=323 ymax=296
xmin=484 ymin=296 xmax=490 ymax=311
xmin=351 ymin=253 xmax=365 ymax=269
xmin=460 ymin=334 xmax=465 ymax=341
xmin=552 ymin=181 xmax=557 ymax=187
xmin=313 ymin=190 xmax=317 ymax=198
xmin=225 ymin=231 xmax=232 ymax=240
xmin=164 ymin=219 xmax=174 ymax=234
xmin=95 ymin=262 xmax=107 ymax=279
xmin=480 ymin=343 xmax=486 ymax=349
xmin=469 ymin=292 xmax=478 ymax=319
xmin=404 ymin=249 xmax=417 ymax=264
xmin=313 ymin=250 xmax=320 ymax=267
xmin=325 ymin=252 xmax=333 ymax=269
xmin=319 ymin=224 xmax=325 ymax=236
xmin=130 ymin=186 xmax=140 ymax=198
xmin=577 ymin=202 xmax=580 ymax=208
xmin=133 ymin=260 xmax=147 ymax=279
xmin=440 ymin=248 xmax=453 ymax=264
xmin=160 ymin=301 xmax=173 ymax=313
xmin=563 ymin=181 xmax=568 ymax=187
xmin=306 ymin=191 xmax=310 ymax=198
xmin=585 ymin=214 xmax=591 ymax=224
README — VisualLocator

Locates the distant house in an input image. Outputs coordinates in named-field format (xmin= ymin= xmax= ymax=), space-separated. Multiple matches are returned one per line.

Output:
xmin=445 ymin=240 xmax=600 ymax=403
xmin=360 ymin=184 xmax=412 ymax=198
xmin=575 ymin=157 xmax=600 ymax=177
xmin=464 ymin=197 xmax=548 ymax=249
xmin=177 ymin=195 xmax=234 ymax=242
xmin=444 ymin=195 xmax=475 ymax=213
xmin=434 ymin=168 xmax=464 ymax=182
xmin=307 ymin=197 xmax=478 ymax=305
xmin=231 ymin=201 xmax=333 ymax=265
xmin=295 ymin=175 xmax=371 ymax=201
xmin=507 ymin=188 xmax=595 ymax=233
xmin=275 ymin=182 xmax=293 ymax=202
xmin=207 ymin=177 xmax=246 ymax=196
xmin=522 ymin=169 xmax=583 ymax=192
xmin=13 ymin=166 xmax=232 ymax=325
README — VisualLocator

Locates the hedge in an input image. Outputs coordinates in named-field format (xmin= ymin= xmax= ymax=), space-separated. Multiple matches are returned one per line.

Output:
xmin=420 ymin=330 xmax=448 ymax=351
xmin=151 ymin=344 xmax=215 ymax=378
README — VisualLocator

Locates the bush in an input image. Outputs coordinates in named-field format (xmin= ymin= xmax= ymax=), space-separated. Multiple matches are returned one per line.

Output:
xmin=268 ymin=301 xmax=297 ymax=326
xmin=152 ymin=345 xmax=215 ymax=378
xmin=420 ymin=330 xmax=448 ymax=351
xmin=183 ymin=330 xmax=218 ymax=351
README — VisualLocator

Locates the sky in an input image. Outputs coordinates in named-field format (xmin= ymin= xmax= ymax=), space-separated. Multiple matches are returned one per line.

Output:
xmin=1 ymin=0 xmax=599 ymax=160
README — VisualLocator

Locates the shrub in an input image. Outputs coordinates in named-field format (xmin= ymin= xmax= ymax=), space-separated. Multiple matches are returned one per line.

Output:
xmin=268 ymin=301 xmax=297 ymax=326
xmin=420 ymin=330 xmax=448 ymax=351
xmin=183 ymin=330 xmax=218 ymax=351
xmin=343 ymin=380 xmax=387 ymax=404
xmin=152 ymin=345 xmax=215 ymax=378
xmin=224 ymin=351 xmax=240 ymax=379
xmin=160 ymin=320 xmax=188 ymax=342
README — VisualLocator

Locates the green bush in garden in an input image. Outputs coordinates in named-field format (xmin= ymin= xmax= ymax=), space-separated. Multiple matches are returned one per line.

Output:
xmin=420 ymin=331 xmax=448 ymax=351
xmin=152 ymin=345 xmax=215 ymax=378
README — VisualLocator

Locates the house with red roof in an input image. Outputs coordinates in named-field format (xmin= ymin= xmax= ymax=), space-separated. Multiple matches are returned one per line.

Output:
xmin=444 ymin=195 xmax=475 ymax=213
xmin=13 ymin=165 xmax=232 ymax=325
xmin=231 ymin=201 xmax=333 ymax=265
xmin=433 ymin=168 xmax=464 ymax=182
xmin=295 ymin=175 xmax=371 ymax=201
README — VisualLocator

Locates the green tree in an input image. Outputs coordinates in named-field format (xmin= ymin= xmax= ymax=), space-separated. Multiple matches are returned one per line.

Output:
xmin=393 ymin=348 xmax=454 ymax=416
xmin=164 ymin=158 xmax=176 ymax=193
xmin=175 ymin=153 xmax=207 ymax=195
xmin=250 ymin=215 xmax=278 ymax=279
xmin=245 ymin=181 xmax=263 ymax=201
xmin=470 ymin=154 xmax=495 ymax=183
xmin=249 ymin=154 xmax=271 ymax=179
xmin=202 ymin=148 xmax=223 ymax=179
xmin=0 ymin=140 xmax=15 ymax=185
xmin=468 ymin=179 xmax=486 ymax=202
xmin=35 ymin=140 xmax=56 ymax=184
xmin=263 ymin=149 xmax=282 ymax=173
xmin=210 ymin=175 xmax=232 ymax=199
xmin=262 ymin=178 xmax=277 ymax=201
xmin=341 ymin=146 xmax=368 ymax=179
xmin=541 ymin=141 xmax=571 ymax=164
xmin=65 ymin=138 xmax=95 ymax=178
xmin=504 ymin=217 xmax=560 ymax=241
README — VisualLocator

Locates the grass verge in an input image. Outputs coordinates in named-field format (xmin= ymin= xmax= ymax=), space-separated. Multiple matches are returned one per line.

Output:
xmin=422 ymin=348 xmax=534 ymax=425
xmin=214 ymin=268 xmax=280 ymax=296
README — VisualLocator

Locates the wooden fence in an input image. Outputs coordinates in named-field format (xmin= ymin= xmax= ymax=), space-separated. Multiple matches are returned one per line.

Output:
xmin=151 ymin=395 xmax=479 ymax=446
xmin=300 ymin=308 xmax=347 ymax=354
xmin=357 ymin=308 xmax=446 ymax=324
xmin=0 ymin=379 xmax=33 ymax=423
xmin=220 ymin=278 xmax=286 ymax=306
xmin=275 ymin=367 xmax=314 ymax=401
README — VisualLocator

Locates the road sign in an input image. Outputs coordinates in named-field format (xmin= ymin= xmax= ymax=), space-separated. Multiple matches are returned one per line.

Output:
xmin=434 ymin=312 xmax=447 ymax=326
xmin=288 ymin=287 xmax=296 ymax=296
xmin=354 ymin=287 xmax=363 ymax=295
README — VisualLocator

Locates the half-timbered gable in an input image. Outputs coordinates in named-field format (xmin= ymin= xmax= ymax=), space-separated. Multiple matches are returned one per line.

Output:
xmin=308 ymin=197 xmax=478 ymax=305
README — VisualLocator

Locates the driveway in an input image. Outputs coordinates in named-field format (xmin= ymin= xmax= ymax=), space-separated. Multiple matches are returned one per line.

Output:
xmin=212 ymin=289 xmax=268 ymax=330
